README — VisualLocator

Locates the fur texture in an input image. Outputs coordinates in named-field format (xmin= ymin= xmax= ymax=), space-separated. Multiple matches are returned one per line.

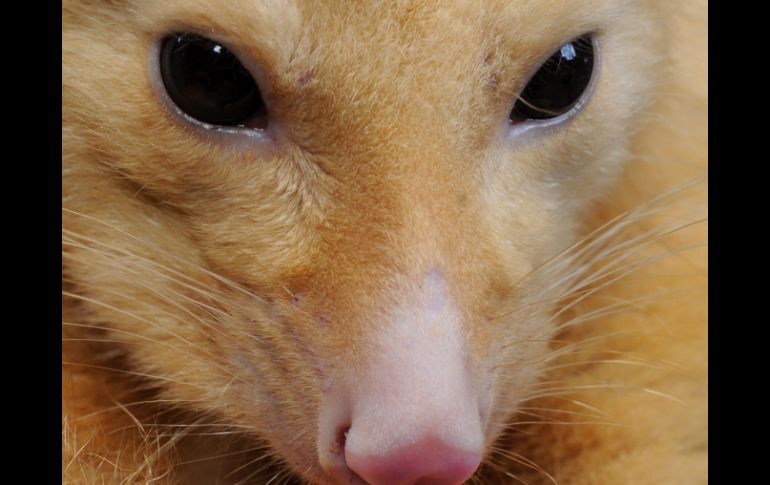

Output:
xmin=62 ymin=0 xmax=707 ymax=483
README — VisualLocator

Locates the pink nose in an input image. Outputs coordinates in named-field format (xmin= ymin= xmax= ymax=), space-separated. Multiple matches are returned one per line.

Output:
xmin=345 ymin=436 xmax=482 ymax=485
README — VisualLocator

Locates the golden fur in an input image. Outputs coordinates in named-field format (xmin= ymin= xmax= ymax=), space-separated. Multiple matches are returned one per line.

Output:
xmin=62 ymin=0 xmax=707 ymax=483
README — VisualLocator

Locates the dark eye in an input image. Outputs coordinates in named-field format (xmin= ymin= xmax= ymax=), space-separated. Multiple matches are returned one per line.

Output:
xmin=160 ymin=33 xmax=266 ymax=128
xmin=510 ymin=34 xmax=595 ymax=123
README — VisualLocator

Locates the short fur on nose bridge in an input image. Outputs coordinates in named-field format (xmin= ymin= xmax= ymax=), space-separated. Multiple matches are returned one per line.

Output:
xmin=424 ymin=267 xmax=447 ymax=316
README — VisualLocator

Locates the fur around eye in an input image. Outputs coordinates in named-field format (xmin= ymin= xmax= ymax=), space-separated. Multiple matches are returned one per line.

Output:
xmin=159 ymin=33 xmax=267 ymax=128
xmin=510 ymin=34 xmax=595 ymax=123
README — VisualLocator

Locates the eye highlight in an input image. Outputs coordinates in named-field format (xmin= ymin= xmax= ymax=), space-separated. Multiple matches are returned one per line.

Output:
xmin=159 ymin=33 xmax=267 ymax=128
xmin=510 ymin=34 xmax=595 ymax=123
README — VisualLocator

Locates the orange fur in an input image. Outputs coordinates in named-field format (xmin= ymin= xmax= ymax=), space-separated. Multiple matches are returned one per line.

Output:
xmin=63 ymin=0 xmax=706 ymax=483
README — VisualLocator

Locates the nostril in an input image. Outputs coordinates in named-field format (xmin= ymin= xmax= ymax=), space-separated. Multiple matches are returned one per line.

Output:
xmin=320 ymin=422 xmax=367 ymax=485
xmin=333 ymin=425 xmax=350 ymax=456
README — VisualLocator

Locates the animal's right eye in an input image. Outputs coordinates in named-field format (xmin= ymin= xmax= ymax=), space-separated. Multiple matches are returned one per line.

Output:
xmin=159 ymin=33 xmax=267 ymax=128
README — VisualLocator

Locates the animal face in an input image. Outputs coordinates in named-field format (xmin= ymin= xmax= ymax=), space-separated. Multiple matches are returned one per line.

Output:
xmin=63 ymin=1 xmax=667 ymax=483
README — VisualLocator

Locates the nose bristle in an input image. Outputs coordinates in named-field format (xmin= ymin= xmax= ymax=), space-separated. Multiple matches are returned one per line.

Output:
xmin=345 ymin=436 xmax=482 ymax=485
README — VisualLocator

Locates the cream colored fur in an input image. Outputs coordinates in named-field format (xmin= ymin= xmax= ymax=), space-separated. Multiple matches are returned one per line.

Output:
xmin=62 ymin=0 xmax=707 ymax=483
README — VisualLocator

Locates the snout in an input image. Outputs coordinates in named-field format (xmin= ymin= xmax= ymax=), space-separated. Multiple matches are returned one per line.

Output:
xmin=317 ymin=268 xmax=485 ymax=485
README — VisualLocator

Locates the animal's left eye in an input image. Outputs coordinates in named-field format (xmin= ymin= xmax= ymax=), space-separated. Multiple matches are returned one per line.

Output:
xmin=510 ymin=34 xmax=595 ymax=123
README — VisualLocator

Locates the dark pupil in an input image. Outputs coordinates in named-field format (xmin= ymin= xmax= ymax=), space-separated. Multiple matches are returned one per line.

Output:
xmin=511 ymin=35 xmax=594 ymax=122
xmin=160 ymin=33 xmax=264 ymax=126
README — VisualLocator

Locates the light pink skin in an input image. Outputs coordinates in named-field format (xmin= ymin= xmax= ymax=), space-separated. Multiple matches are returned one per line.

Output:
xmin=318 ymin=268 xmax=485 ymax=484
xmin=346 ymin=438 xmax=481 ymax=485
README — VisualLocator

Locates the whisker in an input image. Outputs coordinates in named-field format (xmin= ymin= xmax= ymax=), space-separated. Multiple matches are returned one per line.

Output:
xmin=516 ymin=405 xmax=605 ymax=419
xmin=64 ymin=235 xmax=278 ymax=345
xmin=640 ymin=387 xmax=686 ymax=404
xmin=62 ymin=360 xmax=208 ymax=390
xmin=504 ymin=419 xmax=625 ymax=428
xmin=63 ymin=208 xmax=299 ymax=303
xmin=479 ymin=455 xmax=532 ymax=485
xmin=62 ymin=321 xmax=244 ymax=382
xmin=507 ymin=177 xmax=702 ymax=292
xmin=225 ymin=447 xmax=278 ymax=480
xmin=62 ymin=290 xmax=219 ymax=360
xmin=173 ymin=445 xmax=268 ymax=466
xmin=489 ymin=446 xmax=559 ymax=485
xmin=66 ymin=398 xmax=201 ymax=422
xmin=62 ymin=239 xmax=251 ymax=338
xmin=488 ymin=227 xmax=706 ymax=326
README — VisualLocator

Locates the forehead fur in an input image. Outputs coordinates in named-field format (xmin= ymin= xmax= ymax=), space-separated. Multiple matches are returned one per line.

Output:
xmin=63 ymin=0 xmax=661 ymax=294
